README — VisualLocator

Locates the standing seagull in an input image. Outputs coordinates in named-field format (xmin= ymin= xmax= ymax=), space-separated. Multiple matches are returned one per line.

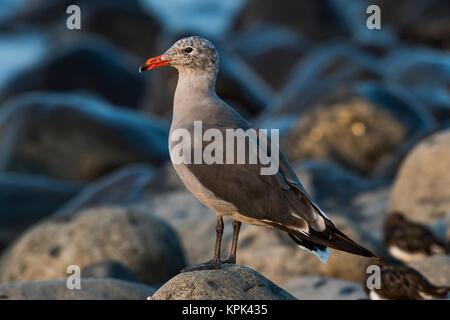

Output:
xmin=140 ymin=36 xmax=375 ymax=271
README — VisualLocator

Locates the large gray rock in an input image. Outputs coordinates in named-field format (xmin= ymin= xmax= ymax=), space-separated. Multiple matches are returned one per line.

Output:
xmin=383 ymin=47 xmax=450 ymax=120
xmin=55 ymin=164 xmax=180 ymax=217
xmin=0 ymin=92 xmax=169 ymax=182
xmin=0 ymin=207 xmax=185 ymax=286
xmin=0 ymin=278 xmax=155 ymax=300
xmin=233 ymin=0 xmax=345 ymax=41
xmin=351 ymin=187 xmax=390 ymax=235
xmin=389 ymin=129 xmax=450 ymax=224
xmin=0 ymin=39 xmax=146 ymax=108
xmin=81 ymin=260 xmax=139 ymax=283
xmin=280 ymin=85 xmax=429 ymax=175
xmin=83 ymin=3 xmax=161 ymax=59
xmin=294 ymin=160 xmax=376 ymax=206
xmin=151 ymin=265 xmax=295 ymax=300
xmin=232 ymin=26 xmax=308 ymax=91
xmin=257 ymin=43 xmax=381 ymax=127
xmin=376 ymin=0 xmax=450 ymax=50
xmin=409 ymin=255 xmax=450 ymax=287
xmin=281 ymin=276 xmax=367 ymax=300
xmin=0 ymin=173 xmax=81 ymax=251
xmin=56 ymin=165 xmax=155 ymax=216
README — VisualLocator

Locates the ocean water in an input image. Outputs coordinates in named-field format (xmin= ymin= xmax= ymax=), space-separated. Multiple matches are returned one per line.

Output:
xmin=140 ymin=0 xmax=246 ymax=37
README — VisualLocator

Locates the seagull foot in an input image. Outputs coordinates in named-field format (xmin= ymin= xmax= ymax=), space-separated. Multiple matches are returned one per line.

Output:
xmin=180 ymin=260 xmax=221 ymax=272
xmin=221 ymin=257 xmax=236 ymax=265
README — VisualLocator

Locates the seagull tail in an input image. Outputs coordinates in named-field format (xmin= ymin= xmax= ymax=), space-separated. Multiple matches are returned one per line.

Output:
xmin=316 ymin=219 xmax=376 ymax=257
xmin=290 ymin=220 xmax=376 ymax=260
xmin=288 ymin=233 xmax=330 ymax=263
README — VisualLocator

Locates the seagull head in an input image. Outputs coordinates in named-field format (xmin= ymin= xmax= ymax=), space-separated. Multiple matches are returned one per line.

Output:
xmin=139 ymin=36 xmax=219 ymax=74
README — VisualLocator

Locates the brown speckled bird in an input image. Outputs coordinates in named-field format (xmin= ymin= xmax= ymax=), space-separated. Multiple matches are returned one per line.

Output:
xmin=383 ymin=212 xmax=447 ymax=263
xmin=139 ymin=36 xmax=375 ymax=272
xmin=364 ymin=259 xmax=449 ymax=300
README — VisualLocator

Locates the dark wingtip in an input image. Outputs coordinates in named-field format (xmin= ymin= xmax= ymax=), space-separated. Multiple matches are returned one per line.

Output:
xmin=305 ymin=220 xmax=379 ymax=258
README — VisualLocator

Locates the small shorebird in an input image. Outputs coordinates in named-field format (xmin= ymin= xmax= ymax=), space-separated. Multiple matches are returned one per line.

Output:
xmin=383 ymin=212 xmax=447 ymax=263
xmin=140 ymin=36 xmax=375 ymax=271
xmin=364 ymin=259 xmax=449 ymax=300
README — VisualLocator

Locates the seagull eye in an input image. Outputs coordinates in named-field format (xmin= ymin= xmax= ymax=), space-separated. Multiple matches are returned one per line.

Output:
xmin=184 ymin=47 xmax=193 ymax=53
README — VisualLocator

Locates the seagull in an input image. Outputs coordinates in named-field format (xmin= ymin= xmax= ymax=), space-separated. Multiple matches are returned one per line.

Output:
xmin=383 ymin=212 xmax=447 ymax=263
xmin=364 ymin=258 xmax=449 ymax=300
xmin=139 ymin=36 xmax=375 ymax=271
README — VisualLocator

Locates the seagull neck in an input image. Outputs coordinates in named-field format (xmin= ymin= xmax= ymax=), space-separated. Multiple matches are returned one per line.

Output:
xmin=174 ymin=69 xmax=217 ymax=105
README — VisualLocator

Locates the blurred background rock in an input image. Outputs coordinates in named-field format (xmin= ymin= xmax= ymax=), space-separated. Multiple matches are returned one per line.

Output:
xmin=0 ymin=0 xmax=448 ymax=300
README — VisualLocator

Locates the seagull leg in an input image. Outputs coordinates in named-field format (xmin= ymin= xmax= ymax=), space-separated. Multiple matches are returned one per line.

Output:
xmin=180 ymin=216 xmax=223 ymax=272
xmin=223 ymin=220 xmax=241 ymax=264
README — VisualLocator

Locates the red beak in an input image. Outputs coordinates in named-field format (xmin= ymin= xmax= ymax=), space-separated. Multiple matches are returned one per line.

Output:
xmin=139 ymin=55 xmax=172 ymax=72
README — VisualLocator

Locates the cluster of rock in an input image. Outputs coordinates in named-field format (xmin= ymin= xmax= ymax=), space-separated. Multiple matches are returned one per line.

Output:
xmin=0 ymin=0 xmax=448 ymax=299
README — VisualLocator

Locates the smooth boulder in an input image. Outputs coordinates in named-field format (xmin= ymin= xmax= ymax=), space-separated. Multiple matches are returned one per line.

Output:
xmin=0 ymin=207 xmax=185 ymax=286
xmin=151 ymin=264 xmax=295 ymax=300
xmin=0 ymin=40 xmax=146 ymax=108
xmin=81 ymin=260 xmax=139 ymax=283
xmin=390 ymin=129 xmax=450 ymax=223
xmin=281 ymin=91 xmax=407 ymax=175
xmin=233 ymin=0 xmax=344 ymax=41
xmin=0 ymin=173 xmax=81 ymax=250
xmin=0 ymin=92 xmax=169 ymax=182
xmin=293 ymin=160 xmax=376 ymax=206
